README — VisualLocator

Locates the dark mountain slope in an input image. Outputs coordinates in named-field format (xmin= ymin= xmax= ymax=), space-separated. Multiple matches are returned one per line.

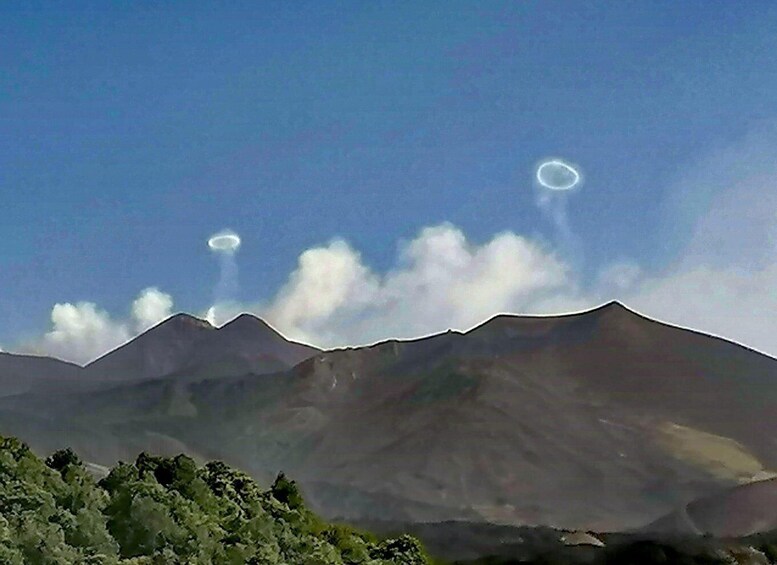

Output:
xmin=0 ymin=351 xmax=85 ymax=396
xmin=83 ymin=312 xmax=319 ymax=382
xmin=0 ymin=312 xmax=319 ymax=397
xmin=82 ymin=314 xmax=216 ymax=382
xmin=166 ymin=313 xmax=321 ymax=381
xmin=185 ymin=303 xmax=777 ymax=529
xmin=3 ymin=302 xmax=777 ymax=533
xmin=214 ymin=313 xmax=321 ymax=367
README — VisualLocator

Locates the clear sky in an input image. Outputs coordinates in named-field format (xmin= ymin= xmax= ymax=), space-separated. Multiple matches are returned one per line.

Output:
xmin=3 ymin=1 xmax=777 ymax=362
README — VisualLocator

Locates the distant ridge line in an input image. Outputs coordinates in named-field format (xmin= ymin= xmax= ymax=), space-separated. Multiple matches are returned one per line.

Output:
xmin=7 ymin=300 xmax=777 ymax=365
xmin=470 ymin=300 xmax=777 ymax=362
xmin=329 ymin=300 xmax=777 ymax=363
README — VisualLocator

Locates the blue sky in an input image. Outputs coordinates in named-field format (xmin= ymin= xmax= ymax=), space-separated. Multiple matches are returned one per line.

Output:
xmin=3 ymin=1 xmax=777 ymax=361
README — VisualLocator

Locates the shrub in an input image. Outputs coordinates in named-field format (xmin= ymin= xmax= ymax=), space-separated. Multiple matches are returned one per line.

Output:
xmin=0 ymin=435 xmax=431 ymax=564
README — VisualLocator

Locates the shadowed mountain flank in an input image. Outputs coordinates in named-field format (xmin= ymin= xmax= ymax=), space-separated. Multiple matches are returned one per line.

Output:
xmin=178 ymin=313 xmax=321 ymax=378
xmin=2 ymin=302 xmax=777 ymax=533
xmin=83 ymin=312 xmax=320 ymax=382
xmin=0 ymin=313 xmax=320 ymax=396
xmin=0 ymin=353 xmax=84 ymax=397
xmin=83 ymin=314 xmax=216 ymax=382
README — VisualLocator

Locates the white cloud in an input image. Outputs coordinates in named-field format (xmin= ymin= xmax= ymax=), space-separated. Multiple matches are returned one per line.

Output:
xmin=13 ymin=126 xmax=777 ymax=361
xmin=21 ymin=288 xmax=175 ymax=365
xmin=132 ymin=288 xmax=174 ymax=332
xmin=245 ymin=125 xmax=777 ymax=354
xmin=258 ymin=223 xmax=576 ymax=347
xmin=263 ymin=239 xmax=379 ymax=343
xmin=35 ymin=302 xmax=131 ymax=365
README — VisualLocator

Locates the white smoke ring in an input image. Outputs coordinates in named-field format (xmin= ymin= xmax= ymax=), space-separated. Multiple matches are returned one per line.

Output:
xmin=208 ymin=229 xmax=242 ymax=325
xmin=208 ymin=231 xmax=241 ymax=253
xmin=535 ymin=159 xmax=582 ymax=191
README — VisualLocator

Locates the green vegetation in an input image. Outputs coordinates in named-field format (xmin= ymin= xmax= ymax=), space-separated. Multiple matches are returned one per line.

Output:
xmin=0 ymin=435 xmax=431 ymax=564
xmin=8 ymin=431 xmax=777 ymax=565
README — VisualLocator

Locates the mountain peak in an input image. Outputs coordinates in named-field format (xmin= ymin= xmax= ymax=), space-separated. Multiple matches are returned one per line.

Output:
xmin=484 ymin=300 xmax=629 ymax=322
xmin=463 ymin=301 xmax=644 ymax=341
xmin=217 ymin=313 xmax=319 ymax=353
xmin=82 ymin=313 xmax=215 ymax=376
xmin=220 ymin=312 xmax=271 ymax=330
xmin=157 ymin=313 xmax=214 ymax=331
xmin=600 ymin=300 xmax=632 ymax=312
xmin=592 ymin=300 xmax=649 ymax=323
xmin=217 ymin=313 xmax=284 ymax=339
xmin=115 ymin=312 xmax=215 ymax=345
xmin=82 ymin=309 xmax=320 ymax=382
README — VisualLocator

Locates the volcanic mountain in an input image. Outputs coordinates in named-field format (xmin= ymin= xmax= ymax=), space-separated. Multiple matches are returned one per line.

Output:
xmin=83 ymin=312 xmax=319 ymax=382
xmin=2 ymin=302 xmax=777 ymax=533
xmin=0 ymin=312 xmax=319 ymax=397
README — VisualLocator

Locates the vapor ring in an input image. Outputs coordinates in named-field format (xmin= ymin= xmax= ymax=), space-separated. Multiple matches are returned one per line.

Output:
xmin=208 ymin=231 xmax=241 ymax=252
xmin=536 ymin=159 xmax=581 ymax=191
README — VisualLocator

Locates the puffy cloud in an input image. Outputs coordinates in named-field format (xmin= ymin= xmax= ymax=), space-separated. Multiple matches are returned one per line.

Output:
xmin=241 ymin=125 xmax=777 ymax=356
xmin=22 ymin=288 xmax=175 ymax=365
xmin=263 ymin=239 xmax=379 ymax=344
xmin=259 ymin=223 xmax=575 ymax=347
xmin=35 ymin=302 xmax=131 ymax=365
xmin=14 ymin=126 xmax=777 ymax=361
xmin=132 ymin=288 xmax=174 ymax=332
xmin=12 ymin=224 xmax=579 ymax=360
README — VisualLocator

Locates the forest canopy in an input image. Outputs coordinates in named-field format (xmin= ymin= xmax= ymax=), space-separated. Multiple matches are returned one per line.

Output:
xmin=0 ymin=435 xmax=431 ymax=564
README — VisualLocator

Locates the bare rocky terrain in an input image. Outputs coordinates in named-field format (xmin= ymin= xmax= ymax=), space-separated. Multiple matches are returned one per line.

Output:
xmin=2 ymin=302 xmax=777 ymax=541
xmin=645 ymin=477 xmax=777 ymax=538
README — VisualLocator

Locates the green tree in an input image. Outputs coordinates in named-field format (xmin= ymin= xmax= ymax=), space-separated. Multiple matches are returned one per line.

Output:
xmin=270 ymin=472 xmax=304 ymax=510
xmin=0 ymin=434 xmax=431 ymax=565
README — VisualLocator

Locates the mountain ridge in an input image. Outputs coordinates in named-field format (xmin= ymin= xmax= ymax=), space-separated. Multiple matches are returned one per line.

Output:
xmin=3 ymin=302 xmax=777 ymax=533
xmin=80 ymin=311 xmax=320 ymax=383
xmin=0 ymin=311 xmax=320 ymax=393
xmin=7 ymin=300 xmax=776 ymax=366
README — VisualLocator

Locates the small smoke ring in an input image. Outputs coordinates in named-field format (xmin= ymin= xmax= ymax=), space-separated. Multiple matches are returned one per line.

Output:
xmin=536 ymin=159 xmax=581 ymax=191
